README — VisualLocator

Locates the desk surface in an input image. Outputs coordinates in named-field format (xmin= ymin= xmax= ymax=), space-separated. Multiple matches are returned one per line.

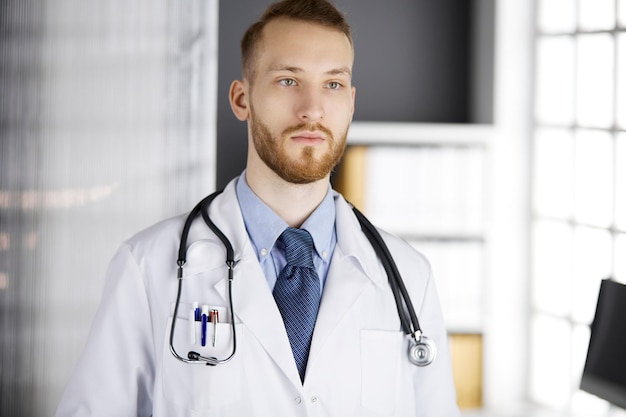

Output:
xmin=461 ymin=403 xmax=626 ymax=417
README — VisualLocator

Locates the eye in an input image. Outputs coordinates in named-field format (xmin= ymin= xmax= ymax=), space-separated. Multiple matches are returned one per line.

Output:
xmin=327 ymin=81 xmax=342 ymax=90
xmin=279 ymin=78 xmax=297 ymax=87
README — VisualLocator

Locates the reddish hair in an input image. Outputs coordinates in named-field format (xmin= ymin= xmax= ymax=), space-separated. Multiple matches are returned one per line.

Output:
xmin=241 ymin=0 xmax=352 ymax=80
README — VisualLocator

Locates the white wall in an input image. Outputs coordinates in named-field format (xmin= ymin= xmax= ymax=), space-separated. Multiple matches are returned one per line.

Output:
xmin=483 ymin=0 xmax=534 ymax=408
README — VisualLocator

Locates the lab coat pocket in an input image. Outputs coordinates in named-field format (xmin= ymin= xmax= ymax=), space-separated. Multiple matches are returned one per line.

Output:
xmin=163 ymin=313 xmax=244 ymax=412
xmin=361 ymin=329 xmax=404 ymax=415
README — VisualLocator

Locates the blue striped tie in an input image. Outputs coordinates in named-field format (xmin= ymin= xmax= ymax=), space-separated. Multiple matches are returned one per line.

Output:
xmin=273 ymin=227 xmax=321 ymax=382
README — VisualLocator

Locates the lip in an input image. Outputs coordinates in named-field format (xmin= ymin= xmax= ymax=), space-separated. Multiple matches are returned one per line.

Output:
xmin=290 ymin=131 xmax=326 ymax=143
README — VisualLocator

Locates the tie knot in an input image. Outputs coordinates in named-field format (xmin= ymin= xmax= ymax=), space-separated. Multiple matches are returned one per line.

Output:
xmin=280 ymin=227 xmax=315 ymax=269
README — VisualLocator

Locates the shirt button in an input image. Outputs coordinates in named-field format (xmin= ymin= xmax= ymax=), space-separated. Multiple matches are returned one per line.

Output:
xmin=294 ymin=396 xmax=302 ymax=405
xmin=310 ymin=396 xmax=318 ymax=404
xmin=260 ymin=248 xmax=268 ymax=256
xmin=322 ymin=250 xmax=328 ymax=259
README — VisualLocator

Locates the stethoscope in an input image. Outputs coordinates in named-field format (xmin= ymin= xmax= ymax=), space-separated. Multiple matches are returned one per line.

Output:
xmin=169 ymin=190 xmax=437 ymax=367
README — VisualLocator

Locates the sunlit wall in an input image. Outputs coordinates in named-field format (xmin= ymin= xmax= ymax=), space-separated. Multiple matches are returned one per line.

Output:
xmin=0 ymin=1 xmax=217 ymax=415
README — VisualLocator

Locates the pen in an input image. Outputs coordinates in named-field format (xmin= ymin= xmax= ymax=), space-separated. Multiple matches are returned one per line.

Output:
xmin=201 ymin=305 xmax=209 ymax=347
xmin=210 ymin=309 xmax=219 ymax=347
xmin=193 ymin=301 xmax=200 ymax=322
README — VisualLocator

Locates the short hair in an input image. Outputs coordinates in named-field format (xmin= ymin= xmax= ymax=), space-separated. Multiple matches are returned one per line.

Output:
xmin=241 ymin=0 xmax=352 ymax=80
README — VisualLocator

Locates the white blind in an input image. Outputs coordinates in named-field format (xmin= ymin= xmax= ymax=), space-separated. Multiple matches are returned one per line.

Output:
xmin=0 ymin=1 xmax=217 ymax=415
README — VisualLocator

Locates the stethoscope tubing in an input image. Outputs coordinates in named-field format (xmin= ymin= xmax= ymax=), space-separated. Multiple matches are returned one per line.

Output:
xmin=170 ymin=189 xmax=434 ymax=367
xmin=351 ymin=206 xmax=423 ymax=341
xmin=170 ymin=191 xmax=237 ymax=365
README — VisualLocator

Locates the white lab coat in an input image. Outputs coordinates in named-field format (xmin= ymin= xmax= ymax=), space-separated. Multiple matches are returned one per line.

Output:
xmin=56 ymin=178 xmax=461 ymax=417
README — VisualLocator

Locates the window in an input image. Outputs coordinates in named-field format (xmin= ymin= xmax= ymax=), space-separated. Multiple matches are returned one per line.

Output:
xmin=531 ymin=0 xmax=626 ymax=413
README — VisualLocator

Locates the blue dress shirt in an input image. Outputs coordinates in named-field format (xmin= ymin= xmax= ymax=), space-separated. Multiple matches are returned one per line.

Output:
xmin=236 ymin=171 xmax=337 ymax=292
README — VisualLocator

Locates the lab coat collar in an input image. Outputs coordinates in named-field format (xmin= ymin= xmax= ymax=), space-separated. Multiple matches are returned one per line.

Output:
xmin=331 ymin=190 xmax=388 ymax=290
xmin=208 ymin=179 xmax=252 ymax=263
xmin=182 ymin=179 xmax=252 ymax=275
xmin=206 ymin=178 xmax=386 ymax=291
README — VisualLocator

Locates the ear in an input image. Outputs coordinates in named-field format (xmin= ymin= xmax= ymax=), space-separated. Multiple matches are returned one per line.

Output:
xmin=229 ymin=79 xmax=249 ymax=121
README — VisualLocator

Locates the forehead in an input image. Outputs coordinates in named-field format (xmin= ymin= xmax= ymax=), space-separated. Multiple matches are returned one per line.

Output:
xmin=255 ymin=18 xmax=354 ymax=75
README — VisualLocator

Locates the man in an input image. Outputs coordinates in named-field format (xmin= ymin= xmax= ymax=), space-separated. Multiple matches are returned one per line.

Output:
xmin=56 ymin=0 xmax=461 ymax=416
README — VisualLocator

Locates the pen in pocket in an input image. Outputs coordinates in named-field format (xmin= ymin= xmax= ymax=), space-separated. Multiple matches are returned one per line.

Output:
xmin=194 ymin=301 xmax=200 ymax=322
xmin=201 ymin=305 xmax=209 ymax=347
xmin=210 ymin=309 xmax=219 ymax=347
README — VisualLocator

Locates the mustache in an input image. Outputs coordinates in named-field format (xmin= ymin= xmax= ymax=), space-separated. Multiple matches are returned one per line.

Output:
xmin=282 ymin=123 xmax=334 ymax=140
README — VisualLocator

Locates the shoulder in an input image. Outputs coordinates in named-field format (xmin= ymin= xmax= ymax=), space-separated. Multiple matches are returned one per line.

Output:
xmin=124 ymin=213 xmax=188 ymax=256
xmin=116 ymin=185 xmax=244 ymax=276
xmin=332 ymin=190 xmax=432 ymax=280
xmin=123 ymin=184 xmax=241 ymax=258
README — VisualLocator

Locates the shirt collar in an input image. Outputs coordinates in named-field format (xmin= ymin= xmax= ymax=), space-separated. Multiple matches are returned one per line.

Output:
xmin=236 ymin=171 xmax=336 ymax=262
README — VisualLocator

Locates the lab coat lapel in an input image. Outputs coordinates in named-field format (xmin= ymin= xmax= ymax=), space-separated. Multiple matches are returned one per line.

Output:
xmin=216 ymin=252 xmax=303 ymax=387
xmin=308 ymin=245 xmax=370 ymax=357
xmin=308 ymin=193 xmax=387 ymax=363
xmin=209 ymin=180 xmax=303 ymax=387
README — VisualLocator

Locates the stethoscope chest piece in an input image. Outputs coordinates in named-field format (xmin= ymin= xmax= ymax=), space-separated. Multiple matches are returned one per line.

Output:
xmin=408 ymin=334 xmax=437 ymax=367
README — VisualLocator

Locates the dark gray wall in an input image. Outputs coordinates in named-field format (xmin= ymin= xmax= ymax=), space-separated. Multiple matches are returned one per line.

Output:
xmin=216 ymin=0 xmax=262 ymax=188
xmin=216 ymin=0 xmax=493 ymax=188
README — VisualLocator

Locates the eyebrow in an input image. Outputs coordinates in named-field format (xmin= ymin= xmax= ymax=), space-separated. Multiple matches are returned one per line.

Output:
xmin=268 ymin=65 xmax=352 ymax=77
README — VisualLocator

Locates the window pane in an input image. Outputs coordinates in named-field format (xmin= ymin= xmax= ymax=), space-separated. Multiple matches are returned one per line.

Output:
xmin=615 ymin=233 xmax=626 ymax=284
xmin=576 ymin=34 xmax=615 ymax=128
xmin=535 ymin=36 xmax=575 ymax=125
xmin=572 ymin=324 xmax=590 ymax=384
xmin=574 ymin=130 xmax=613 ymax=227
xmin=617 ymin=133 xmax=626 ymax=230
xmin=532 ymin=220 xmax=573 ymax=316
xmin=533 ymin=128 xmax=574 ymax=218
xmin=529 ymin=315 xmax=572 ymax=408
xmin=571 ymin=325 xmax=611 ymax=414
xmin=579 ymin=0 xmax=616 ymax=31
xmin=538 ymin=0 xmax=576 ymax=33
xmin=618 ymin=34 xmax=626 ymax=129
xmin=572 ymin=227 xmax=612 ymax=324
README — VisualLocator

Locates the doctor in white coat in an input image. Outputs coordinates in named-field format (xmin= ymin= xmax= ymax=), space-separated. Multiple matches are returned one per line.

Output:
xmin=55 ymin=0 xmax=461 ymax=416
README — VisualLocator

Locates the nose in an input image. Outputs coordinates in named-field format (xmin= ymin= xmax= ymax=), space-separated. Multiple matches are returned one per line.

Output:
xmin=296 ymin=88 xmax=325 ymax=123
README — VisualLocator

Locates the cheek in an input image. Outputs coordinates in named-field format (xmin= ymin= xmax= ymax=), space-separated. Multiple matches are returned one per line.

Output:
xmin=327 ymin=99 xmax=354 ymax=127
xmin=330 ymin=93 xmax=354 ymax=115
xmin=254 ymin=97 xmax=295 ymax=126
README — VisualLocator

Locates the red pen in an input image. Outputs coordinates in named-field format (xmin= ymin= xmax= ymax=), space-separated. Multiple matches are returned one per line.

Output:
xmin=209 ymin=309 xmax=219 ymax=347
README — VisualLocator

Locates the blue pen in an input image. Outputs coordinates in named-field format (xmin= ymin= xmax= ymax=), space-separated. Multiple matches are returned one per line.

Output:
xmin=201 ymin=305 xmax=209 ymax=347
xmin=194 ymin=301 xmax=201 ymax=321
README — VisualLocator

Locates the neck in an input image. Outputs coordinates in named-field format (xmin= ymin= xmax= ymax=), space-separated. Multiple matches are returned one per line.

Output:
xmin=245 ymin=164 xmax=330 ymax=228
